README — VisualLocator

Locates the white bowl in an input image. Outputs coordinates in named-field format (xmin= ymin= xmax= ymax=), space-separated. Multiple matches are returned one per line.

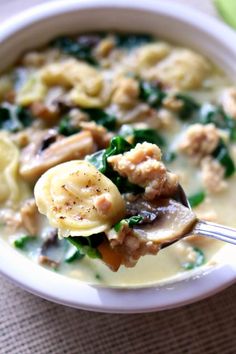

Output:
xmin=1 ymin=0 xmax=236 ymax=313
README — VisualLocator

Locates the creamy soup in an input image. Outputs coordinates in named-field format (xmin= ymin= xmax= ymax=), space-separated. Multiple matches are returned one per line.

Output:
xmin=0 ymin=32 xmax=235 ymax=286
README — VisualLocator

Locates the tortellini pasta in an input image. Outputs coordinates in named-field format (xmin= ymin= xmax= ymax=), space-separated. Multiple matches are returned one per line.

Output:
xmin=16 ymin=74 xmax=48 ymax=106
xmin=143 ymin=49 xmax=212 ymax=90
xmin=16 ymin=58 xmax=111 ymax=108
xmin=0 ymin=133 xmax=21 ymax=204
xmin=34 ymin=160 xmax=125 ymax=237
xmin=136 ymin=42 xmax=171 ymax=69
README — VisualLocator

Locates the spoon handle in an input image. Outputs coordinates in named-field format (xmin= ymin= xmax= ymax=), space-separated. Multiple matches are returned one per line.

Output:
xmin=191 ymin=220 xmax=236 ymax=245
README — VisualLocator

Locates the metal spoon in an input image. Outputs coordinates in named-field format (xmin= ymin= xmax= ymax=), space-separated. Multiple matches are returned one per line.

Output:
xmin=173 ymin=184 xmax=236 ymax=246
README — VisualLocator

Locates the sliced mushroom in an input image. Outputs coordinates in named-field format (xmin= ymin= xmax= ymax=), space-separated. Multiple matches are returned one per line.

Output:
xmin=20 ymin=130 xmax=95 ymax=182
xmin=133 ymin=198 xmax=197 ymax=246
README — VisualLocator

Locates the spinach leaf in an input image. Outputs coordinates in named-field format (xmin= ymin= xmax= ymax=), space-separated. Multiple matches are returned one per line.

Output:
xmin=114 ymin=215 xmax=143 ymax=232
xmin=67 ymin=233 xmax=105 ymax=259
xmin=188 ymin=191 xmax=205 ymax=208
xmin=0 ymin=103 xmax=33 ymax=132
xmin=86 ymin=149 xmax=105 ymax=171
xmin=119 ymin=125 xmax=166 ymax=147
xmin=199 ymin=103 xmax=236 ymax=141
xmin=133 ymin=128 xmax=165 ymax=147
xmin=212 ymin=141 xmax=235 ymax=177
xmin=64 ymin=243 xmax=84 ymax=263
xmin=51 ymin=35 xmax=100 ymax=65
xmin=175 ymin=94 xmax=200 ymax=120
xmin=87 ymin=136 xmax=144 ymax=194
xmin=163 ymin=151 xmax=177 ymax=163
xmin=115 ymin=33 xmax=153 ymax=49
xmin=139 ymin=81 xmax=166 ymax=108
xmin=58 ymin=115 xmax=80 ymax=136
xmin=83 ymin=109 xmax=117 ymax=131
xmin=182 ymin=247 xmax=205 ymax=270
xmin=14 ymin=235 xmax=36 ymax=249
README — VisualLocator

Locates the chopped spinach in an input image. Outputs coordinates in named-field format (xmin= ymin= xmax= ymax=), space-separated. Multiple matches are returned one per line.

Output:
xmin=115 ymin=33 xmax=153 ymax=49
xmin=51 ymin=35 xmax=100 ymax=65
xmin=114 ymin=215 xmax=143 ymax=232
xmin=163 ymin=151 xmax=177 ymax=163
xmin=87 ymin=136 xmax=143 ymax=194
xmin=139 ymin=81 xmax=166 ymax=108
xmin=14 ymin=235 xmax=35 ymax=249
xmin=188 ymin=191 xmax=206 ymax=208
xmin=182 ymin=247 xmax=205 ymax=270
xmin=212 ymin=141 xmax=235 ymax=178
xmin=199 ymin=103 xmax=236 ymax=141
xmin=119 ymin=125 xmax=165 ymax=147
xmin=83 ymin=109 xmax=117 ymax=131
xmin=67 ymin=233 xmax=105 ymax=259
xmin=0 ymin=103 xmax=33 ymax=132
xmin=175 ymin=94 xmax=200 ymax=120
xmin=64 ymin=243 xmax=84 ymax=263
xmin=133 ymin=128 xmax=165 ymax=147
xmin=58 ymin=115 xmax=80 ymax=136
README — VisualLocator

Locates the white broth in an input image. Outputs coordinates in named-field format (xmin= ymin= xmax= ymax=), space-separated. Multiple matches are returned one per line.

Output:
xmin=0 ymin=32 xmax=235 ymax=286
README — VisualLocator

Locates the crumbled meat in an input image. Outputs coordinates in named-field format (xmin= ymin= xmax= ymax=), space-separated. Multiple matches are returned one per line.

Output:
xmin=80 ymin=121 xmax=113 ymax=148
xmin=221 ymin=87 xmax=236 ymax=119
xmin=163 ymin=96 xmax=184 ymax=112
xmin=108 ymin=142 xmax=179 ymax=200
xmin=20 ymin=130 xmax=95 ymax=182
xmin=20 ymin=199 xmax=39 ymax=235
xmin=30 ymin=101 xmax=59 ymax=125
xmin=0 ymin=209 xmax=22 ymax=233
xmin=201 ymin=156 xmax=227 ymax=193
xmin=112 ymin=77 xmax=139 ymax=108
xmin=106 ymin=223 xmax=159 ymax=267
xmin=178 ymin=124 xmax=220 ymax=162
xmin=21 ymin=51 xmax=46 ymax=67
xmin=69 ymin=108 xmax=89 ymax=124
xmin=94 ymin=194 xmax=112 ymax=215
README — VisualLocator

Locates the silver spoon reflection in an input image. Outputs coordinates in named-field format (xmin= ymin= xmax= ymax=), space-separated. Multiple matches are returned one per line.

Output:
xmin=157 ymin=184 xmax=236 ymax=248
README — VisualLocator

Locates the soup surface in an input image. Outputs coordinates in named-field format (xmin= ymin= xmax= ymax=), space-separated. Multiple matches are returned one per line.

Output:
xmin=0 ymin=32 xmax=235 ymax=286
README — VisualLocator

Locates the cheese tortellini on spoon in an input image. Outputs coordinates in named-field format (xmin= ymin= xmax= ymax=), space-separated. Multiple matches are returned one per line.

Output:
xmin=34 ymin=160 xmax=125 ymax=237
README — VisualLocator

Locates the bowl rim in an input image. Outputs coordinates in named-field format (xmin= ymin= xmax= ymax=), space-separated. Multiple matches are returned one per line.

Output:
xmin=1 ymin=0 xmax=236 ymax=313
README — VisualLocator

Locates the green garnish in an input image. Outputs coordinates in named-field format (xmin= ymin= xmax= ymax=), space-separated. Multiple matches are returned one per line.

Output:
xmin=14 ymin=235 xmax=35 ymax=249
xmin=114 ymin=215 xmax=143 ymax=232
xmin=188 ymin=191 xmax=206 ymax=208
xmin=87 ymin=136 xmax=143 ymax=194
xmin=119 ymin=125 xmax=165 ymax=147
xmin=212 ymin=141 xmax=235 ymax=178
xmin=182 ymin=247 xmax=205 ymax=270
xmin=115 ymin=33 xmax=153 ymax=49
xmin=83 ymin=109 xmax=117 ymax=131
xmin=163 ymin=151 xmax=177 ymax=163
xmin=199 ymin=104 xmax=236 ymax=141
xmin=132 ymin=128 xmax=166 ymax=147
xmin=67 ymin=234 xmax=105 ymax=259
xmin=51 ymin=36 xmax=100 ymax=65
xmin=58 ymin=115 xmax=80 ymax=136
xmin=175 ymin=94 xmax=200 ymax=120
xmin=64 ymin=243 xmax=84 ymax=263
xmin=0 ymin=104 xmax=33 ymax=132
xmin=139 ymin=81 xmax=166 ymax=108
xmin=95 ymin=273 xmax=102 ymax=280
